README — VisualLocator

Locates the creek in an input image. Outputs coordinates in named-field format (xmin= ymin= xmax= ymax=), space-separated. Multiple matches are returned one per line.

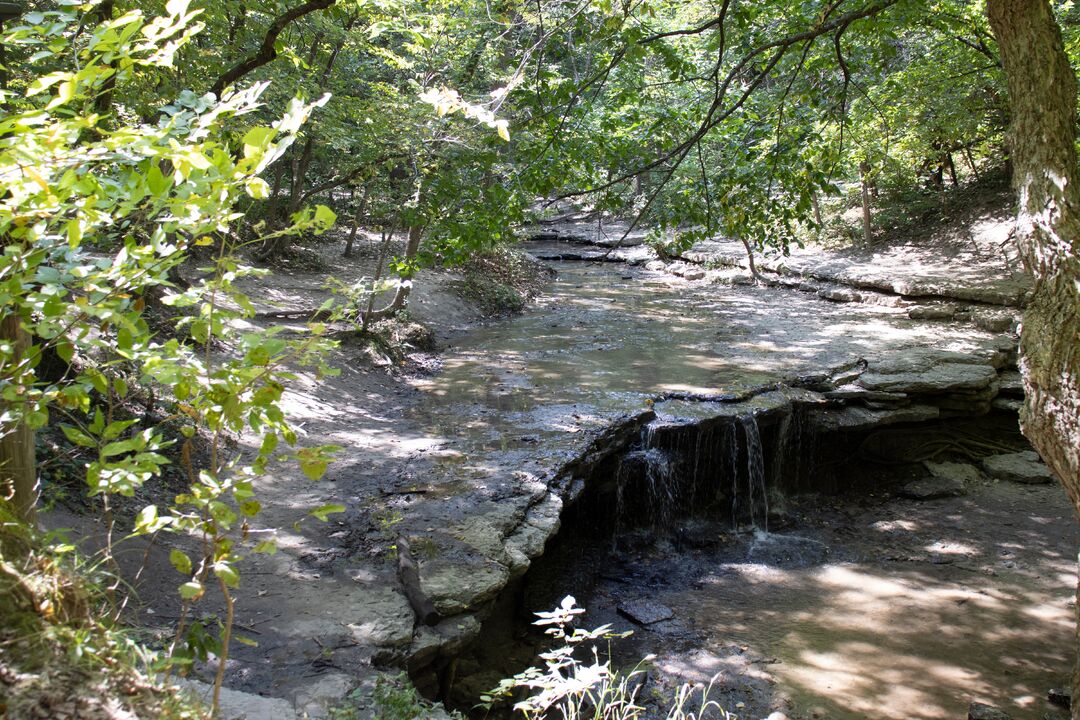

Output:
xmin=396 ymin=255 xmax=1074 ymax=720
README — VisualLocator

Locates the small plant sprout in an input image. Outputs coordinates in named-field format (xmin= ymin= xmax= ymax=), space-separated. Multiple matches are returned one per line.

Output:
xmin=480 ymin=597 xmax=733 ymax=720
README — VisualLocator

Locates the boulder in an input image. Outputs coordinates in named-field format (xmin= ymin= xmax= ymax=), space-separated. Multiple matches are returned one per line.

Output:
xmin=897 ymin=477 xmax=965 ymax=500
xmin=981 ymin=451 xmax=1055 ymax=485
xmin=818 ymin=287 xmax=861 ymax=303
xmin=897 ymin=461 xmax=979 ymax=500
xmin=420 ymin=559 xmax=510 ymax=615
xmin=997 ymin=370 xmax=1024 ymax=398
xmin=925 ymin=460 xmax=983 ymax=484
xmin=974 ymin=312 xmax=1017 ymax=333
xmin=1048 ymin=687 xmax=1071 ymax=709
xmin=345 ymin=586 xmax=416 ymax=648
xmin=812 ymin=404 xmax=939 ymax=432
xmin=991 ymin=397 xmax=1022 ymax=413
xmin=822 ymin=384 xmax=909 ymax=406
xmin=293 ymin=673 xmax=355 ymax=719
xmin=968 ymin=701 xmax=1011 ymax=720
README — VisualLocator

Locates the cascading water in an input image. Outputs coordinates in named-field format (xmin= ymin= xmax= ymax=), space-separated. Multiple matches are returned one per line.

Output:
xmin=740 ymin=414 xmax=768 ymax=533
xmin=610 ymin=410 xmax=779 ymax=537
xmin=611 ymin=445 xmax=677 ymax=534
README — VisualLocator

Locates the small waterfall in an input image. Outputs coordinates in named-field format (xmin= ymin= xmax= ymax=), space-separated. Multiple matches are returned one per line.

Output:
xmin=728 ymin=421 xmax=740 ymax=531
xmin=740 ymin=414 xmax=768 ymax=533
xmin=770 ymin=412 xmax=793 ymax=489
xmin=612 ymin=441 xmax=677 ymax=533
xmin=610 ymin=410 xmax=781 ymax=537
xmin=642 ymin=447 xmax=676 ymax=526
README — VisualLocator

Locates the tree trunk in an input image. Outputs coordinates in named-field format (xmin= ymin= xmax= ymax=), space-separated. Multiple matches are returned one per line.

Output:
xmin=344 ymin=185 xmax=369 ymax=258
xmin=859 ymin=161 xmax=873 ymax=245
xmin=964 ymin=147 xmax=981 ymax=183
xmin=288 ymin=138 xmax=316 ymax=219
xmin=0 ymin=314 xmax=36 ymax=524
xmin=946 ymin=152 xmax=959 ymax=188
xmin=986 ymin=1 xmax=1080 ymax=713
xmin=811 ymin=191 xmax=823 ymax=227
xmin=361 ymin=225 xmax=424 ymax=329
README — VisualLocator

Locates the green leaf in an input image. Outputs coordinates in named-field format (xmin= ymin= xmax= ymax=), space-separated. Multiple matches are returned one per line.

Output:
xmin=61 ymin=424 xmax=96 ymax=448
xmin=56 ymin=341 xmax=74 ymax=364
xmin=147 ymin=165 xmax=170 ymax=195
xmin=170 ymin=549 xmax=193 ymax=575
xmin=66 ymin=220 xmax=83 ymax=248
xmin=134 ymin=505 xmax=165 ymax=534
xmin=179 ymin=581 xmax=204 ymax=600
xmin=234 ymin=634 xmax=259 ymax=648
xmin=309 ymin=503 xmax=346 ymax=522
xmin=242 ymin=127 xmax=276 ymax=158
xmin=253 ymin=540 xmax=277 ymax=555
xmin=299 ymin=455 xmax=329 ymax=481
xmin=213 ymin=561 xmax=239 ymax=588
xmin=313 ymin=205 xmax=337 ymax=231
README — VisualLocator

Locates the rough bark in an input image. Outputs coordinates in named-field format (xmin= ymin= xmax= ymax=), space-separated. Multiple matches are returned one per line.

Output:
xmin=0 ymin=314 xmax=36 ymax=524
xmin=986 ymin=0 xmax=1080 ymax=713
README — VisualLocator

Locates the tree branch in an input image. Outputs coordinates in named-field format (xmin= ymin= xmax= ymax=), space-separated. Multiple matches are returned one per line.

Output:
xmin=557 ymin=0 xmax=900 ymax=200
xmin=210 ymin=0 xmax=337 ymax=97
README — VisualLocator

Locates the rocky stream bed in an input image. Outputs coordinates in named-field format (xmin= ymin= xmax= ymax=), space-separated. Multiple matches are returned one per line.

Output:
xmin=108 ymin=215 xmax=1076 ymax=720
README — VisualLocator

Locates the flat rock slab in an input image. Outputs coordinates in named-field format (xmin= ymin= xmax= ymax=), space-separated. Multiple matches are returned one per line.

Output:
xmin=858 ymin=351 xmax=998 ymax=394
xmin=345 ymin=586 xmax=416 ymax=648
xmin=898 ymin=477 xmax=966 ymax=500
xmin=178 ymin=679 xmax=296 ymax=720
xmin=925 ymin=460 xmax=983 ymax=484
xmin=618 ymin=599 xmax=674 ymax=625
xmin=981 ymin=451 xmax=1055 ymax=484
xmin=811 ymin=404 xmax=939 ymax=432
xmin=420 ymin=559 xmax=510 ymax=616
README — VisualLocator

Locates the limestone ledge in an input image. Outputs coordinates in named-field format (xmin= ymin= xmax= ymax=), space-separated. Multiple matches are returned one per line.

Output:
xmin=393 ymin=340 xmax=1022 ymax=672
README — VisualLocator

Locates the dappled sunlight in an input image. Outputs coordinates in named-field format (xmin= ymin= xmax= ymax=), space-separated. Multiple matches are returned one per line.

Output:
xmin=640 ymin=481 xmax=1079 ymax=720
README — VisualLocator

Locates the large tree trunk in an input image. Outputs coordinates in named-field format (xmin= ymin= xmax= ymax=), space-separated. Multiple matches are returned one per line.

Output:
xmin=0 ymin=314 xmax=36 ymax=524
xmin=986 ymin=0 xmax=1080 ymax=713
